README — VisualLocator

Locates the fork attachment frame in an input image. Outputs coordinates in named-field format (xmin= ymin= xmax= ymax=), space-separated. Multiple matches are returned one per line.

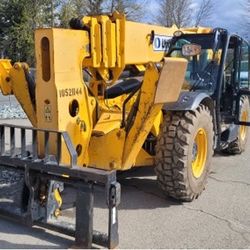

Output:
xmin=0 ymin=124 xmax=120 ymax=249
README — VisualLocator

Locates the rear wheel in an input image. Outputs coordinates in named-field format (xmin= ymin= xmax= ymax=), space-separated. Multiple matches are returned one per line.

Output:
xmin=224 ymin=96 xmax=249 ymax=154
xmin=155 ymin=105 xmax=214 ymax=201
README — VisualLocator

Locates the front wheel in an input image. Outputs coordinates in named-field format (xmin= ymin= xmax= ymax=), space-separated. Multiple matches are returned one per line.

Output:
xmin=155 ymin=105 xmax=214 ymax=201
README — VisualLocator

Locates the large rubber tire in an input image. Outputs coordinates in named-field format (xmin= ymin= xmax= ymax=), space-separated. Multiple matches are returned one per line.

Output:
xmin=155 ymin=105 xmax=214 ymax=202
xmin=223 ymin=96 xmax=249 ymax=154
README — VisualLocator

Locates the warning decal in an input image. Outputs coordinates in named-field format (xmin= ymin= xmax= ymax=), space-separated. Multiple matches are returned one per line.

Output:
xmin=44 ymin=103 xmax=52 ymax=122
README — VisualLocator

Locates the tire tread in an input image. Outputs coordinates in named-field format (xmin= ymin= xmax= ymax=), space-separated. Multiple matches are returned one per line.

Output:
xmin=155 ymin=105 xmax=213 ymax=201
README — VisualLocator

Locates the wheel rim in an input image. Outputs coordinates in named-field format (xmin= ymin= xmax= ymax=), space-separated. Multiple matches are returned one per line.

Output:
xmin=192 ymin=128 xmax=207 ymax=178
xmin=240 ymin=111 xmax=248 ymax=141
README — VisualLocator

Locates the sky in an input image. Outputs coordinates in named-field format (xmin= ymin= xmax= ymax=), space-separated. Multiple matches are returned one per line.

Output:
xmin=145 ymin=0 xmax=247 ymax=36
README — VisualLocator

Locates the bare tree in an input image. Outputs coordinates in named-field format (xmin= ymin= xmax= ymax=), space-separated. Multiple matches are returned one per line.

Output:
xmin=157 ymin=0 xmax=175 ymax=27
xmin=85 ymin=0 xmax=105 ymax=15
xmin=59 ymin=0 xmax=147 ymax=26
xmin=72 ymin=0 xmax=88 ymax=17
xmin=239 ymin=0 xmax=250 ymax=40
xmin=194 ymin=0 xmax=214 ymax=27
xmin=243 ymin=0 xmax=250 ymax=40
xmin=59 ymin=0 xmax=77 ymax=27
xmin=104 ymin=0 xmax=146 ymax=21
xmin=157 ymin=0 xmax=192 ymax=28
xmin=59 ymin=0 xmax=105 ymax=27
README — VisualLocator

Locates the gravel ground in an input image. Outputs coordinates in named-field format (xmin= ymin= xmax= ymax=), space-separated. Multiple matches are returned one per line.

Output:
xmin=0 ymin=94 xmax=26 ymax=119
xmin=0 ymin=104 xmax=26 ymax=119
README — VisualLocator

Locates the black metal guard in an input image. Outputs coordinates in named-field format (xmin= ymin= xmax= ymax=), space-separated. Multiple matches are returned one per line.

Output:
xmin=0 ymin=124 xmax=120 ymax=249
xmin=0 ymin=123 xmax=77 ymax=166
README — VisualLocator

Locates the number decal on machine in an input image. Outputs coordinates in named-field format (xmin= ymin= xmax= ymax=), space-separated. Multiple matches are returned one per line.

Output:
xmin=59 ymin=88 xmax=83 ymax=98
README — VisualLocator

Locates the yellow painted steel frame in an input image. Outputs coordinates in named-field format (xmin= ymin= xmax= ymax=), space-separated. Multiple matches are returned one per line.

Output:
xmin=0 ymin=13 xmax=191 ymax=171
xmin=35 ymin=29 xmax=95 ymax=165
xmin=0 ymin=60 xmax=37 ymax=126
xmin=89 ymin=58 xmax=187 ymax=170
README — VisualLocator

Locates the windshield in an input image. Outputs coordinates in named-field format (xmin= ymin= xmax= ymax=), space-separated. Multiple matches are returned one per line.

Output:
xmin=169 ymin=34 xmax=222 ymax=93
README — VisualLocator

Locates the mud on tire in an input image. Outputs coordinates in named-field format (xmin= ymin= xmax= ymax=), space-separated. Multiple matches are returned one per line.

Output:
xmin=155 ymin=105 xmax=214 ymax=202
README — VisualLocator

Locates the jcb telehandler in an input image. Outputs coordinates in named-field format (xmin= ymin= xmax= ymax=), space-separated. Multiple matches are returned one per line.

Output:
xmin=0 ymin=12 xmax=249 ymax=248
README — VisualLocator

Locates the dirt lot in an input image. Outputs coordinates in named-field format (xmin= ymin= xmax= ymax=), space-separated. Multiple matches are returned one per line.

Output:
xmin=0 ymin=117 xmax=249 ymax=248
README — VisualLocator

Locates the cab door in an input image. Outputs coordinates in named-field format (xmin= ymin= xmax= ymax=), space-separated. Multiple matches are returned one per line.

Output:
xmin=238 ymin=40 xmax=250 ymax=90
xmin=235 ymin=39 xmax=250 ymax=126
xmin=220 ymin=36 xmax=241 ymax=118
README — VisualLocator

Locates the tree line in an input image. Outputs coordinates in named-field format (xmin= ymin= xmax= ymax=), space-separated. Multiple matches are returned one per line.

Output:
xmin=157 ymin=0 xmax=214 ymax=28
xmin=244 ymin=0 xmax=250 ymax=40
xmin=0 ymin=0 xmax=249 ymax=65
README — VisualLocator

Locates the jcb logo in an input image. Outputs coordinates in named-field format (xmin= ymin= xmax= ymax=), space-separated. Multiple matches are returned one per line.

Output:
xmin=153 ymin=35 xmax=172 ymax=52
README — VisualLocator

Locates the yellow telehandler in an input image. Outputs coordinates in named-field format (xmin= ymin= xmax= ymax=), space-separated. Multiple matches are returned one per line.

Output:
xmin=0 ymin=12 xmax=249 ymax=248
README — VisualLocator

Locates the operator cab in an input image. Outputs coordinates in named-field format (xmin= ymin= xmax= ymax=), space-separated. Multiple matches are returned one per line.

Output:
xmin=168 ymin=32 xmax=222 ymax=94
xmin=167 ymin=29 xmax=250 ymax=151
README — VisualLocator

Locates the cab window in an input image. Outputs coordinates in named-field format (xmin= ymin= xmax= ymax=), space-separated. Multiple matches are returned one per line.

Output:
xmin=169 ymin=35 xmax=221 ymax=93
xmin=240 ymin=41 xmax=249 ymax=88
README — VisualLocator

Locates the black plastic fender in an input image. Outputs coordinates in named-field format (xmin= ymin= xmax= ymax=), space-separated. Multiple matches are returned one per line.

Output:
xmin=163 ymin=91 xmax=213 ymax=111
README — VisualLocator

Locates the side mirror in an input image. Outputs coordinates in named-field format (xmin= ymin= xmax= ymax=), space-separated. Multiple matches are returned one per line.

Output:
xmin=182 ymin=44 xmax=201 ymax=57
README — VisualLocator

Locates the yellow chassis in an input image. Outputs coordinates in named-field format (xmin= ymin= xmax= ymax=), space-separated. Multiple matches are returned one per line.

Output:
xmin=0 ymin=13 xmax=213 ymax=171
